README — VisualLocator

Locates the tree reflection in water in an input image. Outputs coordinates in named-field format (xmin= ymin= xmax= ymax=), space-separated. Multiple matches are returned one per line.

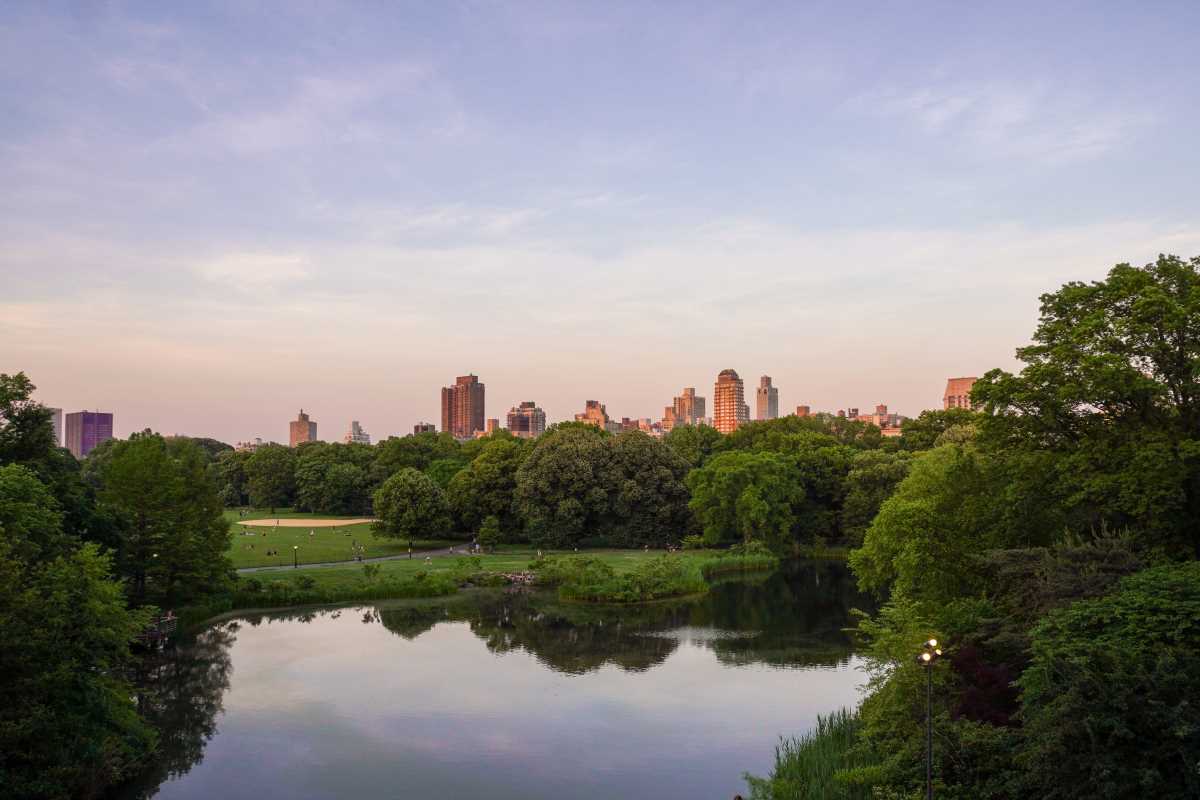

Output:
xmin=112 ymin=622 xmax=237 ymax=799
xmin=111 ymin=560 xmax=869 ymax=797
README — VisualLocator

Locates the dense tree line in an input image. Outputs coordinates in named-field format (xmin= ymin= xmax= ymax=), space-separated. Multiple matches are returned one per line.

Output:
xmin=750 ymin=254 xmax=1200 ymax=800
xmin=0 ymin=374 xmax=232 ymax=799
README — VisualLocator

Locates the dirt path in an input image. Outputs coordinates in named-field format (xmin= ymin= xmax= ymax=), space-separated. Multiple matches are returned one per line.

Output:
xmin=235 ymin=542 xmax=476 ymax=574
xmin=237 ymin=517 xmax=374 ymax=528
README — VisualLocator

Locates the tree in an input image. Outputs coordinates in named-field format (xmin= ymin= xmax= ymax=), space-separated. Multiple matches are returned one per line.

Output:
xmin=214 ymin=449 xmax=251 ymax=507
xmin=95 ymin=435 xmax=232 ymax=605
xmin=424 ymin=457 xmax=467 ymax=490
xmin=598 ymin=431 xmax=693 ymax=547
xmin=514 ymin=425 xmax=609 ymax=548
xmin=372 ymin=431 xmax=460 ymax=477
xmin=686 ymin=451 xmax=804 ymax=554
xmin=849 ymin=441 xmax=1040 ymax=603
xmin=662 ymin=424 xmax=723 ymax=468
xmin=841 ymin=450 xmax=913 ymax=544
xmin=0 ymin=464 xmax=74 ymax=564
xmin=974 ymin=254 xmax=1200 ymax=558
xmin=899 ymin=408 xmax=980 ymax=451
xmin=1016 ymin=562 xmax=1200 ymax=799
xmin=477 ymin=515 xmax=502 ymax=552
xmin=0 ymin=372 xmax=55 ymax=467
xmin=293 ymin=443 xmax=372 ymax=515
xmin=244 ymin=444 xmax=296 ymax=512
xmin=447 ymin=436 xmax=527 ymax=535
xmin=372 ymin=468 xmax=452 ymax=541
xmin=0 ymin=541 xmax=155 ymax=800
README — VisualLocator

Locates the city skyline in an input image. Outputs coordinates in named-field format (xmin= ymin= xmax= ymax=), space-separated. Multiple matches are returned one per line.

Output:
xmin=7 ymin=4 xmax=1200 ymax=444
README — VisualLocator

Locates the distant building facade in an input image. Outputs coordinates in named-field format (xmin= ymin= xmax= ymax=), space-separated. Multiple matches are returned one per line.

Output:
xmin=289 ymin=409 xmax=317 ymax=447
xmin=576 ymin=400 xmax=619 ymax=432
xmin=47 ymin=407 xmax=63 ymax=446
xmin=507 ymin=402 xmax=547 ymax=438
xmin=795 ymin=405 xmax=811 ymax=417
xmin=413 ymin=422 xmax=437 ymax=435
xmin=713 ymin=369 xmax=749 ymax=434
xmin=344 ymin=420 xmax=371 ymax=445
xmin=65 ymin=410 xmax=113 ymax=458
xmin=235 ymin=438 xmax=265 ymax=452
xmin=662 ymin=387 xmax=706 ymax=431
xmin=943 ymin=377 xmax=979 ymax=410
xmin=756 ymin=376 xmax=779 ymax=421
xmin=858 ymin=403 xmax=906 ymax=436
xmin=441 ymin=374 xmax=486 ymax=439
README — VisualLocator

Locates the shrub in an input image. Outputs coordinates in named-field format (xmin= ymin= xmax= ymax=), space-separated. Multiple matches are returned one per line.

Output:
xmin=744 ymin=708 xmax=875 ymax=800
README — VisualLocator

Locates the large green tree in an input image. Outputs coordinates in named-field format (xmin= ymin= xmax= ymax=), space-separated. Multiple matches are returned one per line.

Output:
xmin=514 ymin=425 xmax=609 ymax=548
xmin=662 ymin=423 xmax=723 ymax=468
xmin=686 ymin=450 xmax=804 ymax=554
xmin=294 ymin=442 xmax=373 ymax=515
xmin=974 ymin=254 xmax=1200 ymax=558
xmin=0 ymin=372 xmax=55 ymax=467
xmin=372 ymin=468 xmax=452 ymax=541
xmin=95 ymin=434 xmax=232 ymax=605
xmin=597 ymin=431 xmax=693 ymax=547
xmin=244 ymin=444 xmax=297 ymax=512
xmin=841 ymin=450 xmax=913 ymax=545
xmin=1016 ymin=562 xmax=1200 ymax=799
xmin=447 ymin=436 xmax=528 ymax=536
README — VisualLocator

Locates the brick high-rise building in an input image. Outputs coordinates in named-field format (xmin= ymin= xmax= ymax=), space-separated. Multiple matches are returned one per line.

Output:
xmin=943 ymin=377 xmax=979 ymax=410
xmin=575 ymin=400 xmax=616 ymax=432
xmin=507 ymin=402 xmax=547 ymax=438
xmin=441 ymin=374 xmax=485 ymax=439
xmin=64 ymin=410 xmax=113 ymax=458
xmin=414 ymin=422 xmax=437 ymax=435
xmin=756 ymin=375 xmax=779 ymax=421
xmin=661 ymin=387 xmax=706 ymax=431
xmin=713 ymin=369 xmax=749 ymax=434
xmin=289 ymin=409 xmax=317 ymax=447
xmin=795 ymin=405 xmax=811 ymax=417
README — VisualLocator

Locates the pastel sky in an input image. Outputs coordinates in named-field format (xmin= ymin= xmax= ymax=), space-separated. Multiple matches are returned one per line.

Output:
xmin=4 ymin=1 xmax=1199 ymax=443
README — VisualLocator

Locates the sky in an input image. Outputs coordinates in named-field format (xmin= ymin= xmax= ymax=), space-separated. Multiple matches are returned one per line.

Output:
xmin=3 ymin=1 xmax=1200 ymax=443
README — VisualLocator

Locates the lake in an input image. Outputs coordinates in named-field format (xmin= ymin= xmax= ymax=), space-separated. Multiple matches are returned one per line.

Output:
xmin=115 ymin=560 xmax=871 ymax=800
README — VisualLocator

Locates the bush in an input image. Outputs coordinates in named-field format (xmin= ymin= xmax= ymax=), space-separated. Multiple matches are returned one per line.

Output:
xmin=478 ymin=515 xmax=501 ymax=551
xmin=546 ymin=555 xmax=707 ymax=603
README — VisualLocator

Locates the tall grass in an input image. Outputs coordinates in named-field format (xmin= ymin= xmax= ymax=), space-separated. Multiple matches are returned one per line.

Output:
xmin=744 ymin=708 xmax=875 ymax=800
xmin=230 ymin=571 xmax=459 ymax=609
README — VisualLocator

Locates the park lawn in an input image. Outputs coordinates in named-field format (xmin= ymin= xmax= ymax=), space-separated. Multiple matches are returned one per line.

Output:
xmin=240 ymin=549 xmax=727 ymax=594
xmin=224 ymin=509 xmax=456 ymax=569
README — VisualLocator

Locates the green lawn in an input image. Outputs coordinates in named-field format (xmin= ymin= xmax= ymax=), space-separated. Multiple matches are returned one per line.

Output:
xmin=239 ymin=548 xmax=723 ymax=593
xmin=224 ymin=509 xmax=456 ymax=569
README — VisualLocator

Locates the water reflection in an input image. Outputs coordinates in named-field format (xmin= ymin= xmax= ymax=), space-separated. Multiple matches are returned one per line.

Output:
xmin=112 ymin=560 xmax=869 ymax=800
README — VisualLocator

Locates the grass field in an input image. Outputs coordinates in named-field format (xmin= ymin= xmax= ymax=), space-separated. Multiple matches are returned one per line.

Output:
xmin=241 ymin=548 xmax=696 ymax=593
xmin=224 ymin=509 xmax=456 ymax=569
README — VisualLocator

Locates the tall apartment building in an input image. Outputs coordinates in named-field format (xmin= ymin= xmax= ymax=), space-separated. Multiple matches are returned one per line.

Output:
xmin=441 ymin=374 xmax=485 ymax=439
xmin=47 ymin=407 xmax=63 ymax=446
xmin=575 ymin=400 xmax=614 ymax=431
xmin=713 ymin=369 xmax=750 ymax=434
xmin=64 ymin=410 xmax=113 ymax=458
xmin=414 ymin=422 xmax=437 ymax=435
xmin=289 ymin=409 xmax=318 ymax=447
xmin=343 ymin=420 xmax=371 ymax=445
xmin=756 ymin=375 xmax=779 ymax=421
xmin=661 ymin=387 xmax=706 ymax=431
xmin=943 ymin=377 xmax=979 ymax=410
xmin=507 ymin=402 xmax=547 ymax=438
xmin=795 ymin=405 xmax=811 ymax=417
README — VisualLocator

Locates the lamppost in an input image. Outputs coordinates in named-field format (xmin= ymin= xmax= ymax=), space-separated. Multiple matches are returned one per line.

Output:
xmin=916 ymin=638 xmax=942 ymax=800
xmin=293 ymin=545 xmax=298 ymax=569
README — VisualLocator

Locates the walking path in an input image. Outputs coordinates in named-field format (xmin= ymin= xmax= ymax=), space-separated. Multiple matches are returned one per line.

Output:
xmin=236 ymin=543 xmax=474 ymax=574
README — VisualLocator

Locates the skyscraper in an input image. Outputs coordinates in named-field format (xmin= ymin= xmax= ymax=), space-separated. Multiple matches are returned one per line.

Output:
xmin=47 ymin=407 xmax=63 ymax=446
xmin=64 ymin=410 xmax=113 ymax=458
xmin=507 ymin=401 xmax=547 ymax=438
xmin=795 ymin=405 xmax=811 ymax=417
xmin=441 ymin=374 xmax=485 ymax=439
xmin=290 ymin=409 xmax=317 ymax=447
xmin=575 ymin=400 xmax=615 ymax=431
xmin=756 ymin=375 xmax=779 ymax=421
xmin=943 ymin=377 xmax=979 ymax=410
xmin=713 ymin=369 xmax=749 ymax=434
xmin=661 ymin=387 xmax=706 ymax=431
xmin=343 ymin=420 xmax=371 ymax=445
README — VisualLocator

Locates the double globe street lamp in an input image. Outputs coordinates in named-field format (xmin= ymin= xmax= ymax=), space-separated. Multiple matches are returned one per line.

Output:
xmin=916 ymin=638 xmax=942 ymax=800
